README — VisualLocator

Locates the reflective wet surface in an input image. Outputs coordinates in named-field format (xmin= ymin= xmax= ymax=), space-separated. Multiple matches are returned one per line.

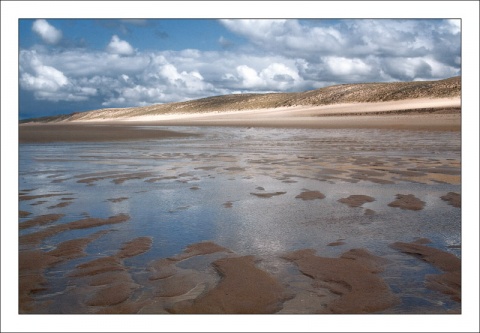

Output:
xmin=19 ymin=126 xmax=461 ymax=313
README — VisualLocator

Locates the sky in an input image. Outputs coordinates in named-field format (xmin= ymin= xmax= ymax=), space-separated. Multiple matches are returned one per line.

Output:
xmin=18 ymin=18 xmax=462 ymax=119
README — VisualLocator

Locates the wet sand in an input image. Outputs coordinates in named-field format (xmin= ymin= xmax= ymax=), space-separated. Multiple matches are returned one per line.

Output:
xmin=283 ymin=248 xmax=399 ymax=313
xmin=19 ymin=123 xmax=195 ymax=143
xmin=19 ymin=98 xmax=460 ymax=144
xmin=17 ymin=104 xmax=462 ymax=314
xmin=391 ymin=240 xmax=461 ymax=302
xmin=19 ymin=228 xmax=461 ymax=314
xmin=388 ymin=194 xmax=426 ymax=211
xmin=338 ymin=195 xmax=375 ymax=207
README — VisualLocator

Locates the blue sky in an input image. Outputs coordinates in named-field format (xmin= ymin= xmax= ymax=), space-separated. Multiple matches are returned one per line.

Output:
xmin=18 ymin=18 xmax=461 ymax=119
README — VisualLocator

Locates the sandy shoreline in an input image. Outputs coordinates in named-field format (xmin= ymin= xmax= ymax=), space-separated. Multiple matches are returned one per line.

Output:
xmin=17 ymin=97 xmax=462 ymax=314
xmin=84 ymin=97 xmax=461 ymax=132
xmin=18 ymin=124 xmax=195 ymax=143
xmin=20 ymin=98 xmax=461 ymax=142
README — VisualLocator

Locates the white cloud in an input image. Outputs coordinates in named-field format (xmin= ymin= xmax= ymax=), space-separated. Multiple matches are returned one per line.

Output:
xmin=106 ymin=35 xmax=134 ymax=56
xmin=221 ymin=19 xmax=344 ymax=57
xmin=221 ymin=19 xmax=293 ymax=41
xmin=381 ymin=57 xmax=433 ymax=81
xmin=446 ymin=19 xmax=461 ymax=34
xmin=325 ymin=57 xmax=372 ymax=77
xmin=19 ymin=50 xmax=102 ymax=102
xmin=259 ymin=63 xmax=302 ymax=90
xmin=19 ymin=50 xmax=68 ymax=96
xmin=32 ymin=19 xmax=62 ymax=44
xmin=236 ymin=65 xmax=264 ymax=88
xmin=19 ymin=19 xmax=461 ymax=112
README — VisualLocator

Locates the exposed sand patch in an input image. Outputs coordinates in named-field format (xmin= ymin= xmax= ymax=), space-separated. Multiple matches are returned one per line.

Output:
xmin=48 ymin=230 xmax=109 ymax=260
xmin=19 ymin=193 xmax=73 ymax=201
xmin=440 ymin=192 xmax=461 ymax=208
xmin=19 ymin=250 xmax=62 ymax=272
xmin=70 ymin=256 xmax=126 ymax=277
xmin=19 ymin=230 xmax=110 ymax=312
xmin=117 ymin=237 xmax=153 ymax=259
xmin=88 ymin=270 xmax=131 ymax=286
xmin=85 ymin=282 xmax=139 ymax=307
xmin=390 ymin=241 xmax=461 ymax=302
xmin=76 ymin=172 xmax=153 ymax=185
xmin=19 ymin=213 xmax=65 ymax=230
xmin=148 ymin=258 xmax=178 ymax=281
xmin=19 ymin=273 xmax=49 ymax=313
xmin=223 ymin=201 xmax=233 ymax=208
xmin=31 ymin=201 xmax=47 ymax=206
xmin=19 ymin=210 xmax=32 ymax=217
xmin=76 ymin=240 xmax=225 ymax=312
xmin=351 ymin=172 xmax=395 ymax=184
xmin=283 ymin=248 xmax=398 ymax=313
xmin=154 ymin=273 xmax=198 ymax=298
xmin=75 ymin=171 xmax=124 ymax=179
xmin=169 ymin=255 xmax=288 ymax=314
xmin=250 ymin=191 xmax=286 ymax=198
xmin=388 ymin=194 xmax=426 ymax=211
xmin=20 ymin=214 xmax=129 ymax=246
xmin=112 ymin=172 xmax=154 ymax=184
xmin=142 ymin=242 xmax=235 ymax=311
xmin=19 ymin=250 xmax=61 ymax=313
xmin=295 ymin=190 xmax=326 ymax=200
xmin=68 ymin=248 xmax=142 ymax=311
xmin=338 ymin=195 xmax=375 ymax=207
xmin=403 ymin=173 xmax=461 ymax=185
xmin=107 ymin=197 xmax=129 ymax=203
xmin=145 ymin=176 xmax=178 ymax=183
xmin=48 ymin=201 xmax=72 ymax=209
xmin=173 ymin=241 xmax=233 ymax=261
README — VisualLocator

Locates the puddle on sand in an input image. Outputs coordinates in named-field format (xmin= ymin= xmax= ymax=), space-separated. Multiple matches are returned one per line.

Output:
xmin=19 ymin=126 xmax=461 ymax=314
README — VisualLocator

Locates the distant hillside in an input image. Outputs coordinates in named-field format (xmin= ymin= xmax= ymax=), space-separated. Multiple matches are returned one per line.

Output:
xmin=22 ymin=76 xmax=460 ymax=123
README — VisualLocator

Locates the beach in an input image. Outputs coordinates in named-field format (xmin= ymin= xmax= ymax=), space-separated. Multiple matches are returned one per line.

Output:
xmin=118 ymin=97 xmax=461 ymax=131
xmin=18 ymin=98 xmax=461 ymax=314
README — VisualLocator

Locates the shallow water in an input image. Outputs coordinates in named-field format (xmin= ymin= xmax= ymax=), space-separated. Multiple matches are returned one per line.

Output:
xmin=19 ymin=126 xmax=461 ymax=313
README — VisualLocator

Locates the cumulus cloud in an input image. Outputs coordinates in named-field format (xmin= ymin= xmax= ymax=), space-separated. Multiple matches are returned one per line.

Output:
xmin=233 ymin=62 xmax=303 ymax=91
xmin=106 ymin=35 xmax=135 ymax=55
xmin=236 ymin=65 xmax=264 ymax=88
xmin=446 ymin=19 xmax=461 ymax=34
xmin=324 ymin=57 xmax=372 ymax=77
xmin=20 ymin=51 xmax=68 ymax=94
xmin=19 ymin=50 xmax=100 ymax=102
xmin=32 ymin=19 xmax=62 ymax=44
xmin=19 ymin=19 xmax=460 ymax=115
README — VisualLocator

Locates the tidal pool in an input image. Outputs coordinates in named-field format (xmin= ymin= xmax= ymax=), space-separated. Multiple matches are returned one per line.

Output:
xmin=19 ymin=126 xmax=461 ymax=314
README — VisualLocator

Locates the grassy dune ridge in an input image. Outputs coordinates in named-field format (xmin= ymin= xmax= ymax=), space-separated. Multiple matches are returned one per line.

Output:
xmin=22 ymin=76 xmax=460 ymax=123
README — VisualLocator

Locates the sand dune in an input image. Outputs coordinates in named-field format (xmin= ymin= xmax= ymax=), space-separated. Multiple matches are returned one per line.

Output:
xmin=111 ymin=97 xmax=460 ymax=131
xmin=20 ymin=76 xmax=460 ymax=129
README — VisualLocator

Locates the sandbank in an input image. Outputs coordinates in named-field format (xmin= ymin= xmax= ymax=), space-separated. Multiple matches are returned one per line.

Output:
xmin=19 ymin=98 xmax=461 ymax=141
xmin=113 ymin=97 xmax=461 ymax=131
xmin=19 ymin=123 xmax=195 ymax=143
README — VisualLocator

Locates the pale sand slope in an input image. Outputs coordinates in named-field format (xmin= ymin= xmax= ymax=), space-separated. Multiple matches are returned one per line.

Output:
xmin=75 ymin=98 xmax=461 ymax=131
